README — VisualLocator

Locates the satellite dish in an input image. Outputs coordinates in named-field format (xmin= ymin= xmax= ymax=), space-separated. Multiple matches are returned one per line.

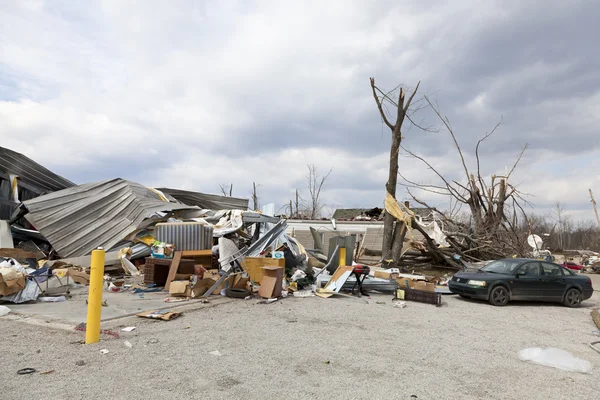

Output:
xmin=527 ymin=234 xmax=543 ymax=249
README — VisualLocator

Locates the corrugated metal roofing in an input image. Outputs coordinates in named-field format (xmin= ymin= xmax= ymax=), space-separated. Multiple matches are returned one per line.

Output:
xmin=0 ymin=146 xmax=75 ymax=193
xmin=23 ymin=178 xmax=199 ymax=258
xmin=157 ymin=188 xmax=249 ymax=210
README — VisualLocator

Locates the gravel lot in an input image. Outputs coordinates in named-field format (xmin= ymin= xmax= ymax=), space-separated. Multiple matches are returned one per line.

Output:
xmin=1 ymin=285 xmax=599 ymax=400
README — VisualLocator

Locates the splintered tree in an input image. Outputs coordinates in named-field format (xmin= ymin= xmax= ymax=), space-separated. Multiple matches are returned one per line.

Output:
xmin=400 ymin=96 xmax=529 ymax=261
xmin=252 ymin=182 xmax=261 ymax=210
xmin=370 ymin=77 xmax=421 ymax=266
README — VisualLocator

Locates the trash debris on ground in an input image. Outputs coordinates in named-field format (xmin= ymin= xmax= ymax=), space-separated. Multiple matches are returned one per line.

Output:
xmin=0 ymin=305 xmax=11 ymax=316
xmin=124 ymin=341 xmax=133 ymax=349
xmin=75 ymin=360 xmax=85 ymax=366
xmin=393 ymin=301 xmax=407 ymax=308
xmin=100 ymin=349 xmax=109 ymax=355
xmin=121 ymin=326 xmax=136 ymax=332
xmin=518 ymin=347 xmax=593 ymax=374
xmin=209 ymin=350 xmax=222 ymax=357
xmin=1 ymin=147 xmax=476 ymax=320
xmin=74 ymin=322 xmax=120 ymax=339
xmin=17 ymin=368 xmax=37 ymax=375
xmin=164 ymin=297 xmax=189 ymax=303
xmin=137 ymin=309 xmax=182 ymax=321
xmin=38 ymin=296 xmax=66 ymax=302
xmin=40 ymin=370 xmax=55 ymax=375
xmin=293 ymin=290 xmax=315 ymax=297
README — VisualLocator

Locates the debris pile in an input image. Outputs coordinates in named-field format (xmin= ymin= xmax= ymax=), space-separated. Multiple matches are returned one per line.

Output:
xmin=0 ymin=145 xmax=459 ymax=310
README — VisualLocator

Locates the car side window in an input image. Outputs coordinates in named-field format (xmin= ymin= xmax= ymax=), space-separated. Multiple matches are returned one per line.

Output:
xmin=515 ymin=262 xmax=541 ymax=276
xmin=541 ymin=262 xmax=564 ymax=276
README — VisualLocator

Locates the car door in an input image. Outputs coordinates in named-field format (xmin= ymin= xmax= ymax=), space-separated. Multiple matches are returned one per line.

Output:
xmin=510 ymin=262 xmax=543 ymax=300
xmin=540 ymin=262 xmax=568 ymax=300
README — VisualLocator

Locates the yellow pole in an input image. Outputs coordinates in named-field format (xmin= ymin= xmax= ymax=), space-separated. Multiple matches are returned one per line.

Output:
xmin=85 ymin=248 xmax=105 ymax=344
xmin=339 ymin=247 xmax=346 ymax=267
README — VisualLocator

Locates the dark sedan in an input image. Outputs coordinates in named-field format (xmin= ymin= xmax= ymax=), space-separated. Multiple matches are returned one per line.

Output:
xmin=449 ymin=258 xmax=594 ymax=307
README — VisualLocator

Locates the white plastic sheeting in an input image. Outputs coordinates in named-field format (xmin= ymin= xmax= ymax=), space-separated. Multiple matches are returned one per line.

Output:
xmin=519 ymin=347 xmax=593 ymax=374
xmin=414 ymin=218 xmax=450 ymax=248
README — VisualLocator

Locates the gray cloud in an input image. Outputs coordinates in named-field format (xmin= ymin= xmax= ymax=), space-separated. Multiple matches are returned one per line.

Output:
xmin=0 ymin=0 xmax=598 ymax=221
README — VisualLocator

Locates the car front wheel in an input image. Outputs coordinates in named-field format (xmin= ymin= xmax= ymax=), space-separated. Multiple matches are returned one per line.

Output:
xmin=489 ymin=286 xmax=509 ymax=306
xmin=563 ymin=288 xmax=582 ymax=308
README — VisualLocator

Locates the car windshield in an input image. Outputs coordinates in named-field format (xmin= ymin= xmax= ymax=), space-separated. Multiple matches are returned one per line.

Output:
xmin=480 ymin=259 xmax=522 ymax=274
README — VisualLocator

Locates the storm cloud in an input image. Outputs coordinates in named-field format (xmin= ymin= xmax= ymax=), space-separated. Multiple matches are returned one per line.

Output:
xmin=1 ymin=0 xmax=598 ymax=220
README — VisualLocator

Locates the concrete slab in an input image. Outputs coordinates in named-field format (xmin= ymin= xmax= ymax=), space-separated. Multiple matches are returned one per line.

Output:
xmin=5 ymin=286 xmax=231 ymax=327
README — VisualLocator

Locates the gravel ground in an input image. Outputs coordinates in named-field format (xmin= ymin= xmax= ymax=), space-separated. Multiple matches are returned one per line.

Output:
xmin=1 ymin=289 xmax=599 ymax=400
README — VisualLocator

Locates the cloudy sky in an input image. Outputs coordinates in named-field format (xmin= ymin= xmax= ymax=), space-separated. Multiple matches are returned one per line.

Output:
xmin=1 ymin=0 xmax=599 ymax=221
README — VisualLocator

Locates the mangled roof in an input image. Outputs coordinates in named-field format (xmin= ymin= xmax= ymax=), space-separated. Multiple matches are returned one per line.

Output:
xmin=22 ymin=178 xmax=198 ymax=257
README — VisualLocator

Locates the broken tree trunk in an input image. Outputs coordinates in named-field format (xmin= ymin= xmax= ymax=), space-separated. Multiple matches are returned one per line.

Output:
xmin=409 ymin=220 xmax=462 ymax=270
xmin=370 ymin=77 xmax=420 ymax=267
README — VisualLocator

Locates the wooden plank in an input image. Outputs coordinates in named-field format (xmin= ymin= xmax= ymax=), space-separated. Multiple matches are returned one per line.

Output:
xmin=164 ymin=251 xmax=182 ymax=291
xmin=181 ymin=250 xmax=212 ymax=257
xmin=0 ymin=248 xmax=38 ymax=263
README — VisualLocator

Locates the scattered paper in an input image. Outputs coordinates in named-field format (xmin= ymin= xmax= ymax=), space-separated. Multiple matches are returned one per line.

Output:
xmin=394 ymin=301 xmax=407 ymax=308
xmin=137 ymin=309 xmax=182 ymax=321
xmin=124 ymin=341 xmax=133 ymax=349
xmin=100 ymin=349 xmax=109 ymax=355
xmin=209 ymin=350 xmax=222 ymax=357
xmin=38 ymin=296 xmax=66 ymax=302
xmin=121 ymin=327 xmax=136 ymax=332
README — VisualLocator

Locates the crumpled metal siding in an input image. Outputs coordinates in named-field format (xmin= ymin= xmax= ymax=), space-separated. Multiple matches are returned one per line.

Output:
xmin=23 ymin=179 xmax=198 ymax=258
xmin=0 ymin=146 xmax=74 ymax=193
xmin=157 ymin=188 xmax=249 ymax=210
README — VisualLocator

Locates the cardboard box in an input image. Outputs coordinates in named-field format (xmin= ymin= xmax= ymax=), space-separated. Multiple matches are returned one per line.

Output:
xmin=243 ymin=257 xmax=285 ymax=283
xmin=169 ymin=280 xmax=192 ymax=297
xmin=198 ymin=269 xmax=236 ymax=295
xmin=0 ymin=272 xmax=26 ymax=296
xmin=396 ymin=277 xmax=415 ymax=290
xmin=396 ymin=277 xmax=435 ymax=293
xmin=232 ymin=275 xmax=248 ymax=289
xmin=258 ymin=266 xmax=284 ymax=298
xmin=412 ymin=281 xmax=435 ymax=292
xmin=373 ymin=269 xmax=400 ymax=280
xmin=54 ymin=267 xmax=90 ymax=285
xmin=192 ymin=278 xmax=216 ymax=297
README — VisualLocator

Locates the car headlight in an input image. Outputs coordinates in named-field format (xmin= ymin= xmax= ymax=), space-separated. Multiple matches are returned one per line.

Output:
xmin=467 ymin=280 xmax=486 ymax=287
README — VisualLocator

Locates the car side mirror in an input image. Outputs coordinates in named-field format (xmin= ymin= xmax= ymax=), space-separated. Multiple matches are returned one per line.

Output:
xmin=514 ymin=273 xmax=521 ymax=279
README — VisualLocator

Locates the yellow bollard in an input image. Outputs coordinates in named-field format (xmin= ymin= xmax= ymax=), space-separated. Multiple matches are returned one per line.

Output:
xmin=85 ymin=248 xmax=105 ymax=344
xmin=339 ymin=247 xmax=346 ymax=267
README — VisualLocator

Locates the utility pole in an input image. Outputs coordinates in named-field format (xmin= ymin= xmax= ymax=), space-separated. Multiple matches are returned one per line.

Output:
xmin=295 ymin=189 xmax=299 ymax=217
xmin=590 ymin=189 xmax=600 ymax=230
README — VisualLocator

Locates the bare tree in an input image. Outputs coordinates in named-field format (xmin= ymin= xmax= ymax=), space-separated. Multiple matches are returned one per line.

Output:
xmin=548 ymin=201 xmax=569 ymax=250
xmin=303 ymin=164 xmax=332 ymax=219
xmin=590 ymin=189 xmax=600 ymax=231
xmin=370 ymin=77 xmax=421 ymax=266
xmin=219 ymin=183 xmax=233 ymax=197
